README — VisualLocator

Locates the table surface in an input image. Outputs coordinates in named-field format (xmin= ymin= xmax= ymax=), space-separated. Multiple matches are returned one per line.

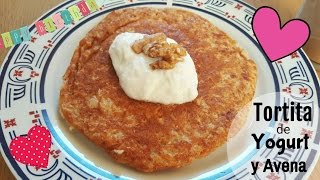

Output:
xmin=0 ymin=0 xmax=319 ymax=179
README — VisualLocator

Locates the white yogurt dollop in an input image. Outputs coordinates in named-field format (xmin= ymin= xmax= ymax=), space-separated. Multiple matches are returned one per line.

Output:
xmin=109 ymin=32 xmax=198 ymax=105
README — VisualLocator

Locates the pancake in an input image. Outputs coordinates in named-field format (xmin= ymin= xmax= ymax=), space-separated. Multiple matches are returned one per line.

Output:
xmin=59 ymin=8 xmax=257 ymax=172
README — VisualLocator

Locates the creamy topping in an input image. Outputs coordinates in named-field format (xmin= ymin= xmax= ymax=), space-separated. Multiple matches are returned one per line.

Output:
xmin=109 ymin=32 xmax=198 ymax=105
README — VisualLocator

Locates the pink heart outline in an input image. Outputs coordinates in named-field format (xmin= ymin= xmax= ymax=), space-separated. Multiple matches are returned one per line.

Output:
xmin=252 ymin=6 xmax=311 ymax=62
xmin=9 ymin=125 xmax=52 ymax=168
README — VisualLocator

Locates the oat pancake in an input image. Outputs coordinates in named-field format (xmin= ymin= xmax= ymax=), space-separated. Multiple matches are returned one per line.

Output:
xmin=59 ymin=8 xmax=257 ymax=172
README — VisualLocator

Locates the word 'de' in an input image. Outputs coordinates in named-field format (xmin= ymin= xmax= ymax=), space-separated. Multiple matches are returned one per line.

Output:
xmin=0 ymin=0 xmax=100 ymax=49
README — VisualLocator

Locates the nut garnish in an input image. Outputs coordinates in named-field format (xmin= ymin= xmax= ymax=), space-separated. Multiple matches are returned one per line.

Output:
xmin=132 ymin=33 xmax=187 ymax=70
xmin=132 ymin=33 xmax=167 ymax=53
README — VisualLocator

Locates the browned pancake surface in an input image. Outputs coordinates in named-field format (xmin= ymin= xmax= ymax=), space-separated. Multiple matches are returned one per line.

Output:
xmin=60 ymin=8 xmax=257 ymax=172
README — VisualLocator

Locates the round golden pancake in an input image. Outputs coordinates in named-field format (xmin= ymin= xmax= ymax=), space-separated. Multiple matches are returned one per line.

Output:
xmin=59 ymin=8 xmax=257 ymax=172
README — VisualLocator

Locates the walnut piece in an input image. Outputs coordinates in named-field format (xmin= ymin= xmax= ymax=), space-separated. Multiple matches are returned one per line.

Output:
xmin=132 ymin=33 xmax=187 ymax=70
xmin=132 ymin=33 xmax=167 ymax=54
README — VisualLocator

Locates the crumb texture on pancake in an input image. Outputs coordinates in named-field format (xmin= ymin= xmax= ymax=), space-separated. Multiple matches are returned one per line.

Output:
xmin=60 ymin=8 xmax=257 ymax=172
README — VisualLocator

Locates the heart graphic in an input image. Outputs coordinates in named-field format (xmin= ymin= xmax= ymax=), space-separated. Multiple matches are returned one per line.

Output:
xmin=252 ymin=7 xmax=310 ymax=61
xmin=9 ymin=125 xmax=52 ymax=168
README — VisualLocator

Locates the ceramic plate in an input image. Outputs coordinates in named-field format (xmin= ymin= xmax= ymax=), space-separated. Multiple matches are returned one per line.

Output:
xmin=1 ymin=0 xmax=319 ymax=179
